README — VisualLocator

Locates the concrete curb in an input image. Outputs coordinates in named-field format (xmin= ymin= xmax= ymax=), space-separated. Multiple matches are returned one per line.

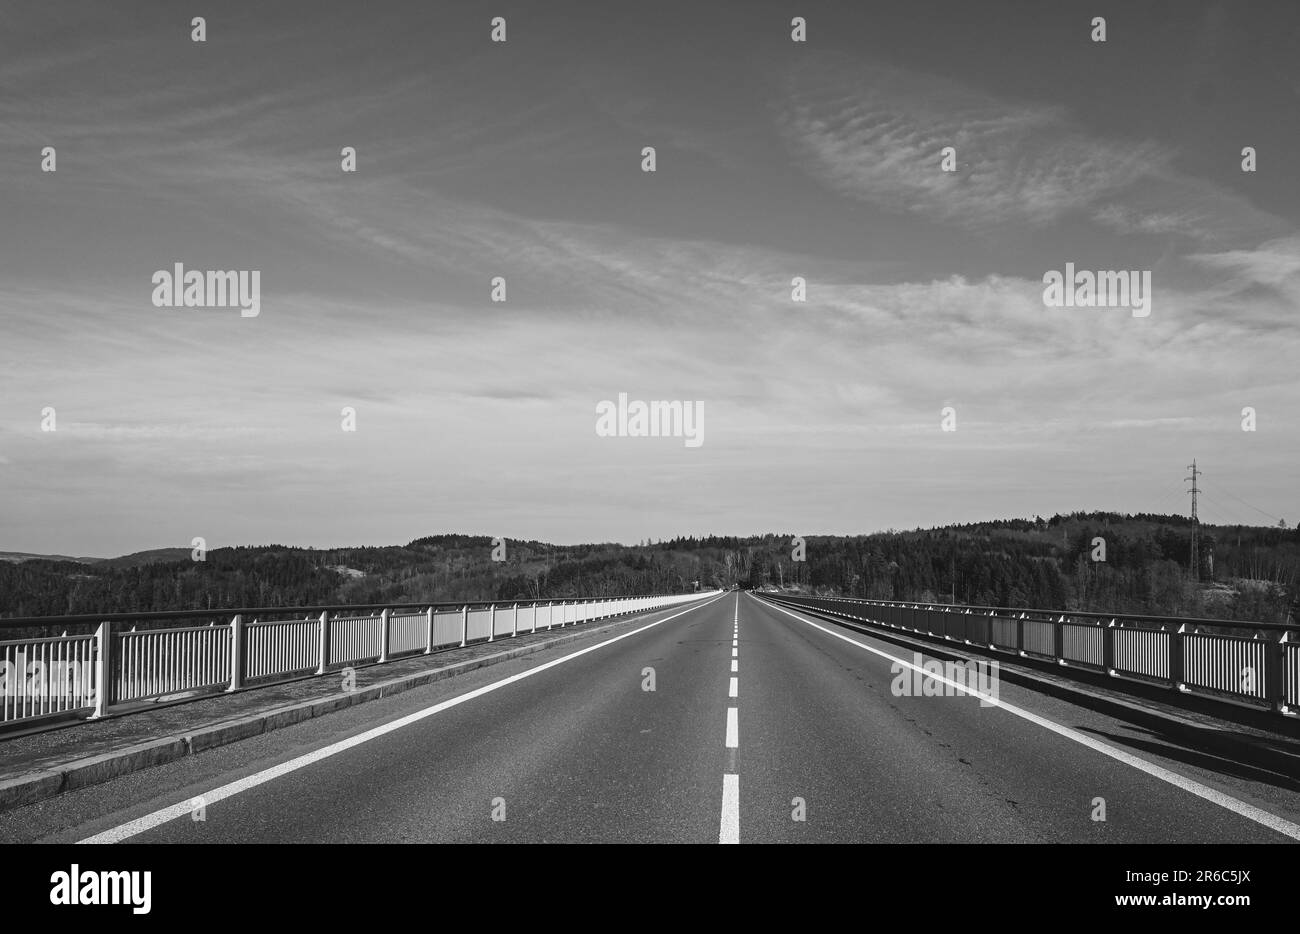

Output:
xmin=0 ymin=612 xmax=656 ymax=813
xmin=761 ymin=598 xmax=1300 ymax=779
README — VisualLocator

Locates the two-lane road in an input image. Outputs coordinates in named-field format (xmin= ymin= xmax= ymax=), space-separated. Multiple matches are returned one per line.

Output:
xmin=8 ymin=592 xmax=1300 ymax=843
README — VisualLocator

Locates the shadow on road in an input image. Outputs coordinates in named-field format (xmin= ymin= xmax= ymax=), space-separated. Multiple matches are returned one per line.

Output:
xmin=1074 ymin=724 xmax=1300 ymax=794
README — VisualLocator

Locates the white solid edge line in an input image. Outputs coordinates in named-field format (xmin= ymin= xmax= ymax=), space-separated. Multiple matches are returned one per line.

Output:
xmin=725 ymin=707 xmax=739 ymax=748
xmin=728 ymin=676 xmax=738 ymax=698
xmin=762 ymin=599 xmax=1300 ymax=842
xmin=719 ymin=773 xmax=740 ymax=844
xmin=78 ymin=593 xmax=727 ymax=844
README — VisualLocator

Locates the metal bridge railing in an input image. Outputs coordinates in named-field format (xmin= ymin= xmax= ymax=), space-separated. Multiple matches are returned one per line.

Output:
xmin=0 ymin=590 xmax=718 ymax=731
xmin=759 ymin=593 xmax=1298 ymax=716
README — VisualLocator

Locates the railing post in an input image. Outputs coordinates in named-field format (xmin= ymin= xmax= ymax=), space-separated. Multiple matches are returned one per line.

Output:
xmin=1103 ymin=618 xmax=1116 ymax=675
xmin=460 ymin=605 xmax=469 ymax=647
xmin=1054 ymin=614 xmax=1065 ymax=664
xmin=316 ymin=611 xmax=330 ymax=674
xmin=512 ymin=602 xmax=519 ymax=638
xmin=378 ymin=608 xmax=390 ymax=663
xmin=1170 ymin=623 xmax=1186 ymax=691
xmin=89 ymin=620 xmax=111 ymax=718
xmin=425 ymin=606 xmax=434 ymax=654
xmin=1265 ymin=630 xmax=1286 ymax=712
xmin=227 ymin=614 xmax=244 ymax=692
xmin=1016 ymin=612 xmax=1026 ymax=656
xmin=488 ymin=604 xmax=496 ymax=642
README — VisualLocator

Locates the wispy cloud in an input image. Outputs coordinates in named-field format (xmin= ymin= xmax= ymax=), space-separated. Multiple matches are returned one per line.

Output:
xmin=1187 ymin=236 xmax=1300 ymax=290
xmin=777 ymin=55 xmax=1288 ymax=246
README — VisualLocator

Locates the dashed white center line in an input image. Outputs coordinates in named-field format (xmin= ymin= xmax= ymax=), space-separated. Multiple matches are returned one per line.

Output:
xmin=720 ymin=593 xmax=742 ymax=844
xmin=719 ymin=773 xmax=739 ymax=844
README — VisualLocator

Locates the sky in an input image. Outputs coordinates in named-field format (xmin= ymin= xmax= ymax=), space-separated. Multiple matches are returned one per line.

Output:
xmin=1 ymin=0 xmax=1298 ymax=556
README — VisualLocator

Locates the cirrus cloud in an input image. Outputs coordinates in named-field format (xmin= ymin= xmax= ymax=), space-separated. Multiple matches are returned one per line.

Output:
xmin=778 ymin=55 xmax=1287 ymax=247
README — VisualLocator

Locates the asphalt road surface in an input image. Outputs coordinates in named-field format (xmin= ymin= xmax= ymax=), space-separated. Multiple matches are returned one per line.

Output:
xmin=6 ymin=592 xmax=1300 ymax=843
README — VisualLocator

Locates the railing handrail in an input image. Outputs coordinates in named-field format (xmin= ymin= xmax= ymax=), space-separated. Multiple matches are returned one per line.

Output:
xmin=0 ymin=593 xmax=698 ymax=631
xmin=778 ymin=593 xmax=1298 ymax=634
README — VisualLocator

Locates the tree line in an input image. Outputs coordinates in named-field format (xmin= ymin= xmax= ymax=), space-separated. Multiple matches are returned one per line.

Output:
xmin=2 ymin=515 xmax=1296 ymax=626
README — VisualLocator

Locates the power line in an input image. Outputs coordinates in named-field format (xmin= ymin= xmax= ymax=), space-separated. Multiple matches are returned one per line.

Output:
xmin=1213 ymin=482 xmax=1283 ymax=525
xmin=1153 ymin=485 xmax=1189 ymax=518
xmin=1196 ymin=494 xmax=1238 ymax=527
xmin=1198 ymin=491 xmax=1254 ymax=527
xmin=1149 ymin=477 xmax=1191 ymax=518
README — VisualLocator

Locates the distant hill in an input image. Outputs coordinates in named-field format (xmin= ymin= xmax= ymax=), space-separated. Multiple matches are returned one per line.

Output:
xmin=1 ymin=515 xmax=1296 ymax=624
xmin=0 ymin=547 xmax=195 ymax=567
xmin=782 ymin=513 xmax=1297 ymax=624
xmin=94 ymin=548 xmax=195 ymax=569
xmin=0 ymin=551 xmax=101 ymax=564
